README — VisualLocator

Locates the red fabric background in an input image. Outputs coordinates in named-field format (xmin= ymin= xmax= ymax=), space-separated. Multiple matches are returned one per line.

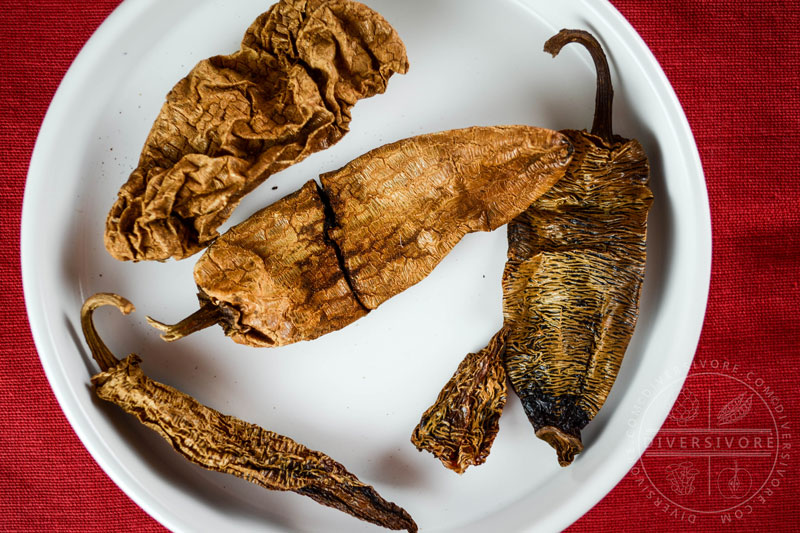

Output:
xmin=1 ymin=1 xmax=797 ymax=531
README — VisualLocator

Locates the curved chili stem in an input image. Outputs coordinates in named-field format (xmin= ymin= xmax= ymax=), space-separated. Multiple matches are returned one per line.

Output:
xmin=80 ymin=293 xmax=134 ymax=372
xmin=544 ymin=29 xmax=614 ymax=144
xmin=146 ymin=301 xmax=222 ymax=342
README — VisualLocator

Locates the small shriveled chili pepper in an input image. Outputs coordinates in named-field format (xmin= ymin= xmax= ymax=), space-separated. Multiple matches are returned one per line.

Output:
xmin=410 ymin=328 xmax=508 ymax=473
xmin=412 ymin=29 xmax=653 ymax=470
xmin=80 ymin=293 xmax=418 ymax=532
xmin=104 ymin=0 xmax=409 ymax=262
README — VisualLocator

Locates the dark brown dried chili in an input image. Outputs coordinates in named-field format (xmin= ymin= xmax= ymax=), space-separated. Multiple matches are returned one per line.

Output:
xmin=503 ymin=29 xmax=653 ymax=466
xmin=80 ymin=293 xmax=417 ymax=532
xmin=104 ymin=0 xmax=408 ymax=262
xmin=147 ymin=125 xmax=573 ymax=347
xmin=412 ymin=29 xmax=653 ymax=470
xmin=410 ymin=328 xmax=508 ymax=474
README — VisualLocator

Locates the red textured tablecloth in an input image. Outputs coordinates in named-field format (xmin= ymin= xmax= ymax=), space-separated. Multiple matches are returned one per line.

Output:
xmin=2 ymin=1 xmax=798 ymax=531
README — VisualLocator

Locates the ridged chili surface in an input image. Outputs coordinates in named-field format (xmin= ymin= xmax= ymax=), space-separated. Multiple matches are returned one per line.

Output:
xmin=105 ymin=0 xmax=408 ymax=262
xmin=81 ymin=293 xmax=418 ymax=532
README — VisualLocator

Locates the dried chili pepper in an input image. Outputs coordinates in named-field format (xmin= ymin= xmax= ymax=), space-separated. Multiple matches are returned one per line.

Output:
xmin=80 ymin=293 xmax=417 ymax=532
xmin=410 ymin=328 xmax=508 ymax=473
xmin=147 ymin=125 xmax=573 ymax=347
xmin=502 ymin=29 xmax=653 ymax=466
xmin=105 ymin=0 xmax=408 ymax=262
xmin=412 ymin=29 xmax=653 ymax=470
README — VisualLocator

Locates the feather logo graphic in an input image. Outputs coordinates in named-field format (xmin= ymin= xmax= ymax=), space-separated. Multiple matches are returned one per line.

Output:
xmin=717 ymin=392 xmax=753 ymax=425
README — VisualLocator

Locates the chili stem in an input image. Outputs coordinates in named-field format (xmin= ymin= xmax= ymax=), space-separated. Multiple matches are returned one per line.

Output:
xmin=146 ymin=302 xmax=222 ymax=342
xmin=80 ymin=293 xmax=134 ymax=372
xmin=544 ymin=29 xmax=614 ymax=144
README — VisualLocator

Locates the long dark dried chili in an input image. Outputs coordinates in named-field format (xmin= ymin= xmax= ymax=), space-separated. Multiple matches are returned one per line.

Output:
xmin=412 ymin=29 xmax=653 ymax=470
xmin=104 ymin=0 xmax=408 ymax=262
xmin=80 ymin=293 xmax=417 ymax=532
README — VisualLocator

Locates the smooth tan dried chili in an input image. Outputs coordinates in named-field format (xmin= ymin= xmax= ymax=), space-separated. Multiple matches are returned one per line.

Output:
xmin=80 ymin=293 xmax=417 ymax=532
xmin=412 ymin=29 xmax=653 ymax=470
xmin=147 ymin=125 xmax=573 ymax=347
xmin=105 ymin=0 xmax=408 ymax=262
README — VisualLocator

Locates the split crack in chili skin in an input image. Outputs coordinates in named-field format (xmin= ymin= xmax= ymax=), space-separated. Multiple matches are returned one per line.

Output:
xmin=147 ymin=125 xmax=573 ymax=348
xmin=80 ymin=293 xmax=418 ymax=532
xmin=411 ymin=29 xmax=653 ymax=470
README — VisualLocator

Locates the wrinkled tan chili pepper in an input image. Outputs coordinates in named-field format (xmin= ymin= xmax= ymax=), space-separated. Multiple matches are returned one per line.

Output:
xmin=147 ymin=125 xmax=573 ymax=347
xmin=412 ymin=29 xmax=653 ymax=470
xmin=104 ymin=0 xmax=408 ymax=262
xmin=80 ymin=293 xmax=417 ymax=532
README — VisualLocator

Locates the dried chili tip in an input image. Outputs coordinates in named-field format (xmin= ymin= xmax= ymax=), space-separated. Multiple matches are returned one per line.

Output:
xmin=80 ymin=293 xmax=418 ymax=532
xmin=535 ymin=427 xmax=584 ymax=467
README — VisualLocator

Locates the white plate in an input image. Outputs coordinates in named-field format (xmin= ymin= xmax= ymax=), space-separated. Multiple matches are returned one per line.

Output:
xmin=22 ymin=0 xmax=710 ymax=531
